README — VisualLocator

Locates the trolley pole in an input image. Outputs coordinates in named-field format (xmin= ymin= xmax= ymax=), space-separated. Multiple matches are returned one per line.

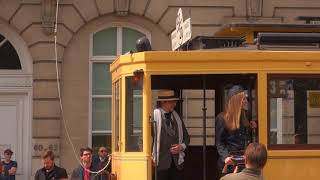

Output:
xmin=202 ymin=76 xmax=207 ymax=180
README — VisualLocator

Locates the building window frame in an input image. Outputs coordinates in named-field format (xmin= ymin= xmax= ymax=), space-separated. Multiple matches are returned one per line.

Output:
xmin=89 ymin=23 xmax=150 ymax=148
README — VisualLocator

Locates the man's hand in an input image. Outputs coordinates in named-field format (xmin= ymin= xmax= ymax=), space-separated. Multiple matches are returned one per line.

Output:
xmin=152 ymin=159 xmax=156 ymax=167
xmin=8 ymin=167 xmax=17 ymax=175
xmin=170 ymin=144 xmax=183 ymax=154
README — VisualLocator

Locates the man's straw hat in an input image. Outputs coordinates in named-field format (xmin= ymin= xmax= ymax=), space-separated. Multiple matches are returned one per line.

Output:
xmin=157 ymin=90 xmax=179 ymax=101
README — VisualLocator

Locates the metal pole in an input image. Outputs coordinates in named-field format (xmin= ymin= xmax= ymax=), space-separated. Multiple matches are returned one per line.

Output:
xmin=248 ymin=77 xmax=257 ymax=143
xmin=202 ymin=76 xmax=207 ymax=180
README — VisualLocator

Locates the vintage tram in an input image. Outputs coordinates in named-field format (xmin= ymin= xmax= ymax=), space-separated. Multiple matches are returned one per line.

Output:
xmin=109 ymin=21 xmax=320 ymax=180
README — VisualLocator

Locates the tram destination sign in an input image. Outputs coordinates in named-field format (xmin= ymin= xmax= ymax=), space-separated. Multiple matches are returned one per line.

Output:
xmin=171 ymin=8 xmax=192 ymax=51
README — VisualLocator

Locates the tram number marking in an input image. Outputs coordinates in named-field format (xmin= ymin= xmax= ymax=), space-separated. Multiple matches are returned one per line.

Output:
xmin=269 ymin=80 xmax=287 ymax=98
xmin=270 ymin=80 xmax=276 ymax=94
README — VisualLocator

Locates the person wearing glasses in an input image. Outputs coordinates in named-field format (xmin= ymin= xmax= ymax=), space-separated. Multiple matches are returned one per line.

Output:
xmin=71 ymin=147 xmax=97 ymax=180
xmin=215 ymin=85 xmax=257 ymax=177
xmin=92 ymin=147 xmax=111 ymax=180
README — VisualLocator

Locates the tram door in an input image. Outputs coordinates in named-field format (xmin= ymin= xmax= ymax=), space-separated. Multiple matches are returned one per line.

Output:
xmin=151 ymin=74 xmax=257 ymax=180
xmin=181 ymin=89 xmax=218 ymax=180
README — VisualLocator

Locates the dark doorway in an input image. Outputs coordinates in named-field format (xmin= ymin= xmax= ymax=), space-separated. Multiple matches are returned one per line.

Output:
xmin=151 ymin=74 xmax=257 ymax=180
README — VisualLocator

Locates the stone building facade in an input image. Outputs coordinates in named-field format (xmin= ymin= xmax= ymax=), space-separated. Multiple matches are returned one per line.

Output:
xmin=1 ymin=0 xmax=320 ymax=179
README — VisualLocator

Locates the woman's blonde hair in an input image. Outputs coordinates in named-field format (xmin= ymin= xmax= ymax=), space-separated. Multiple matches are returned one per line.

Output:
xmin=224 ymin=92 xmax=249 ymax=130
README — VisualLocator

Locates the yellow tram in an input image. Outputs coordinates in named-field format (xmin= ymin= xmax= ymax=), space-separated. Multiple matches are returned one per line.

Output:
xmin=110 ymin=22 xmax=320 ymax=180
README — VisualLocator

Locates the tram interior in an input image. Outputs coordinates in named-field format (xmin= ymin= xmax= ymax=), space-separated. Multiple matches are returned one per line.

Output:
xmin=151 ymin=74 xmax=257 ymax=180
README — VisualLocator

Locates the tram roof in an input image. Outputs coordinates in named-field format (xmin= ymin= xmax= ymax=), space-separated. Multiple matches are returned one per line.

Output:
xmin=215 ymin=23 xmax=320 ymax=43
xmin=215 ymin=23 xmax=320 ymax=36
xmin=110 ymin=49 xmax=320 ymax=75
xmin=111 ymin=22 xmax=320 ymax=75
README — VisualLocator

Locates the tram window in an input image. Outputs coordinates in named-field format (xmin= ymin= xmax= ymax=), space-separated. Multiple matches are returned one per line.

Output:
xmin=268 ymin=75 xmax=320 ymax=147
xmin=114 ymin=80 xmax=121 ymax=152
xmin=125 ymin=76 xmax=143 ymax=152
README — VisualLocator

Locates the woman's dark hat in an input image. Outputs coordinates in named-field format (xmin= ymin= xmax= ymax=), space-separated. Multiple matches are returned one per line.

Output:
xmin=228 ymin=85 xmax=244 ymax=98
xmin=157 ymin=90 xmax=179 ymax=101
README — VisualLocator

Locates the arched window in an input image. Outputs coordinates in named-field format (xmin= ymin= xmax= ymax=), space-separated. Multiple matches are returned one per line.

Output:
xmin=90 ymin=26 xmax=149 ymax=151
xmin=0 ymin=34 xmax=21 ymax=69
xmin=0 ymin=24 xmax=33 ymax=180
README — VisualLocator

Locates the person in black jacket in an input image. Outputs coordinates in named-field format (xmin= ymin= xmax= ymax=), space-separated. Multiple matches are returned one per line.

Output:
xmin=34 ymin=150 xmax=68 ymax=180
xmin=92 ymin=147 xmax=111 ymax=180
xmin=215 ymin=85 xmax=256 ymax=177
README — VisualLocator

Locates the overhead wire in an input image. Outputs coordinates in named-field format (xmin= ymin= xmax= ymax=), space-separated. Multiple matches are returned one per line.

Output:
xmin=53 ymin=0 xmax=111 ymax=174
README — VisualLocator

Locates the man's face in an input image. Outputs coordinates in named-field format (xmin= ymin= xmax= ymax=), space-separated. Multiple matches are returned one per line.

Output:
xmin=98 ymin=148 xmax=108 ymax=158
xmin=42 ymin=157 xmax=54 ymax=170
xmin=161 ymin=100 xmax=177 ymax=112
xmin=4 ymin=153 xmax=12 ymax=161
xmin=81 ymin=150 xmax=92 ymax=165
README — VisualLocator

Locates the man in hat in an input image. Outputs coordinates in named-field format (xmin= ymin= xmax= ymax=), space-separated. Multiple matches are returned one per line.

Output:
xmin=2 ymin=149 xmax=17 ymax=180
xmin=152 ymin=90 xmax=190 ymax=180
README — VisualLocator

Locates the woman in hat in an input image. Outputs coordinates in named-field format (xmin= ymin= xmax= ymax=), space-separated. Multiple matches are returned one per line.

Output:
xmin=215 ymin=85 xmax=256 ymax=176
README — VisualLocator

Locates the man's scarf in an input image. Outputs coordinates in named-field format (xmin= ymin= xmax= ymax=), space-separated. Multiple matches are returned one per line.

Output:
xmin=152 ymin=108 xmax=185 ymax=166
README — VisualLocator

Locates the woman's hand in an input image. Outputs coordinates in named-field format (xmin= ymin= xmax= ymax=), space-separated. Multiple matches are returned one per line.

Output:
xmin=250 ymin=120 xmax=257 ymax=129
xmin=224 ymin=156 xmax=233 ymax=165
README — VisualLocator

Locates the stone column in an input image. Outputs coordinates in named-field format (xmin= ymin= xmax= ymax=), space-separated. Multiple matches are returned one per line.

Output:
xmin=41 ymin=0 xmax=56 ymax=35
xmin=247 ymin=0 xmax=263 ymax=17
xmin=115 ymin=0 xmax=129 ymax=16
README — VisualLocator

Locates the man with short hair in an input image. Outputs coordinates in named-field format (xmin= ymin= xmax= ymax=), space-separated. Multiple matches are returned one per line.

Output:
xmin=71 ymin=147 xmax=97 ymax=180
xmin=34 ymin=150 xmax=68 ymax=180
xmin=220 ymin=143 xmax=268 ymax=180
xmin=2 ymin=149 xmax=17 ymax=180
xmin=92 ymin=147 xmax=111 ymax=180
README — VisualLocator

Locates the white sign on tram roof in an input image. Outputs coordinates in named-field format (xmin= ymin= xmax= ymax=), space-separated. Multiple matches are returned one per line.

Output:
xmin=171 ymin=8 xmax=192 ymax=51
